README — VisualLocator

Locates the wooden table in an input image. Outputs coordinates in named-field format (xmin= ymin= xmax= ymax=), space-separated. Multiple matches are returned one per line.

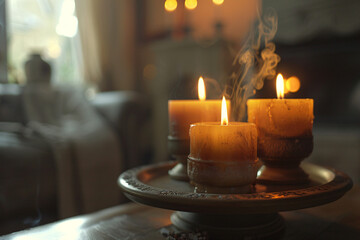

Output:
xmin=1 ymin=186 xmax=360 ymax=240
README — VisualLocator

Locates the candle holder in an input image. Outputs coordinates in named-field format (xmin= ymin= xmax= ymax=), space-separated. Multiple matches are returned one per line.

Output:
xmin=188 ymin=157 xmax=259 ymax=193
xmin=118 ymin=161 xmax=352 ymax=240
xmin=247 ymin=98 xmax=314 ymax=185
xmin=256 ymin=135 xmax=313 ymax=185
xmin=168 ymin=136 xmax=190 ymax=181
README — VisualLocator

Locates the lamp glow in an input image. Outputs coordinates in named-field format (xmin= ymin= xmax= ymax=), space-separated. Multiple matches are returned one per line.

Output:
xmin=213 ymin=0 xmax=224 ymax=5
xmin=185 ymin=0 xmax=197 ymax=10
xmin=164 ymin=0 xmax=177 ymax=12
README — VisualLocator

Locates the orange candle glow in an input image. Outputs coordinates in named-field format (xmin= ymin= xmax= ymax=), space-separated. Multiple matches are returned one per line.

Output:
xmin=247 ymin=73 xmax=314 ymax=184
xmin=221 ymin=96 xmax=228 ymax=126
xmin=247 ymin=74 xmax=313 ymax=138
xmin=189 ymin=96 xmax=257 ymax=162
xmin=188 ymin=96 xmax=258 ymax=192
xmin=168 ymin=77 xmax=230 ymax=139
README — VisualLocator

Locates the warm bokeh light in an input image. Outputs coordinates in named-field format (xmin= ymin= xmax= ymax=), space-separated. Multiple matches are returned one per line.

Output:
xmin=213 ymin=0 xmax=224 ymax=5
xmin=276 ymin=73 xmax=285 ymax=99
xmin=47 ymin=40 xmax=61 ymax=59
xmin=286 ymin=76 xmax=301 ymax=93
xmin=198 ymin=76 xmax=206 ymax=101
xmin=164 ymin=0 xmax=177 ymax=12
xmin=221 ymin=96 xmax=228 ymax=125
xmin=284 ymin=83 xmax=289 ymax=94
xmin=185 ymin=0 xmax=197 ymax=10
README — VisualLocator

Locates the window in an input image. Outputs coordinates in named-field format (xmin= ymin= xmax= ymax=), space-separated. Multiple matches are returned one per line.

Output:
xmin=7 ymin=0 xmax=82 ymax=84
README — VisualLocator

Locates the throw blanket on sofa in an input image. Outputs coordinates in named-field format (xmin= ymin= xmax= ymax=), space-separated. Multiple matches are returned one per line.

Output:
xmin=23 ymin=84 xmax=123 ymax=218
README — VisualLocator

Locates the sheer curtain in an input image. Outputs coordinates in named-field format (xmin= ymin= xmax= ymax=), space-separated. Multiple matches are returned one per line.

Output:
xmin=0 ymin=0 xmax=6 ymax=83
xmin=75 ymin=0 xmax=136 ymax=91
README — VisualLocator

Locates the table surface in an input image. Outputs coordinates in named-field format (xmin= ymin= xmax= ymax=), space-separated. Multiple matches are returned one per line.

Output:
xmin=1 ymin=185 xmax=360 ymax=240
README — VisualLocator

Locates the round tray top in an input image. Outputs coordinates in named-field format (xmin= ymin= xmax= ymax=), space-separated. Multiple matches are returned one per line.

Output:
xmin=118 ymin=162 xmax=352 ymax=214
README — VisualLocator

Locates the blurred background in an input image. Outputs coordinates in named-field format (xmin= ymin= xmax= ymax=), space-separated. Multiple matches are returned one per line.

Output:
xmin=0 ymin=0 xmax=359 ymax=235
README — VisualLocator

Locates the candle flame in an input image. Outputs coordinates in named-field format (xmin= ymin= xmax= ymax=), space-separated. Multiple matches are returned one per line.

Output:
xmin=221 ymin=96 xmax=228 ymax=125
xmin=276 ymin=73 xmax=285 ymax=99
xmin=198 ymin=76 xmax=206 ymax=101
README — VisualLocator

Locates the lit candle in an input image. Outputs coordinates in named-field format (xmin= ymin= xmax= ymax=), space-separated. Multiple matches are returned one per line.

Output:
xmin=188 ymin=96 xmax=258 ymax=193
xmin=168 ymin=77 xmax=230 ymax=181
xmin=168 ymin=77 xmax=230 ymax=139
xmin=189 ymin=97 xmax=257 ymax=161
xmin=247 ymin=74 xmax=314 ymax=184
xmin=247 ymin=74 xmax=313 ymax=140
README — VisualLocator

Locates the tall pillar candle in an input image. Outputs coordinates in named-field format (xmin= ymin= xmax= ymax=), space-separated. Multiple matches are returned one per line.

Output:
xmin=168 ymin=77 xmax=230 ymax=181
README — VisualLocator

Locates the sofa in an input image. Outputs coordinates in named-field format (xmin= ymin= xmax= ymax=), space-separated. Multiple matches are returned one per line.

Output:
xmin=0 ymin=84 xmax=151 ymax=235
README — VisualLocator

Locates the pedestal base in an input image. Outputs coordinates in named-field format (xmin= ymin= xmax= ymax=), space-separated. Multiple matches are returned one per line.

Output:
xmin=255 ymin=136 xmax=313 ymax=185
xmin=191 ymin=182 xmax=252 ymax=194
xmin=171 ymin=212 xmax=285 ymax=240
xmin=120 ymin=162 xmax=353 ymax=239
xmin=168 ymin=138 xmax=190 ymax=181
xmin=168 ymin=159 xmax=189 ymax=181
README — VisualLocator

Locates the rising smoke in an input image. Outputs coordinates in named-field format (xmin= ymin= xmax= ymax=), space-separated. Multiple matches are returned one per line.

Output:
xmin=225 ymin=8 xmax=280 ymax=121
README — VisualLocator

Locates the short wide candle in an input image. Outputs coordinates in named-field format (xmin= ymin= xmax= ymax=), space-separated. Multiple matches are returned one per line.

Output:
xmin=188 ymin=120 xmax=259 ymax=192
xmin=189 ymin=122 xmax=257 ymax=161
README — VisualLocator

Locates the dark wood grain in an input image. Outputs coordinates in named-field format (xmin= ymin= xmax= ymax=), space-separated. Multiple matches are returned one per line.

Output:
xmin=118 ymin=161 xmax=352 ymax=214
xmin=1 ymin=186 xmax=359 ymax=239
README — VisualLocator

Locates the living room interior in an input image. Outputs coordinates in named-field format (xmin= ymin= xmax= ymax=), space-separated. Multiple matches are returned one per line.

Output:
xmin=0 ymin=0 xmax=360 ymax=238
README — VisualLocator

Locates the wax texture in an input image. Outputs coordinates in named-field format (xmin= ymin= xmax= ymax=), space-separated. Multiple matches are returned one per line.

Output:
xmin=168 ymin=100 xmax=230 ymax=139
xmin=247 ymin=99 xmax=313 ymax=138
xmin=189 ymin=122 xmax=257 ymax=162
